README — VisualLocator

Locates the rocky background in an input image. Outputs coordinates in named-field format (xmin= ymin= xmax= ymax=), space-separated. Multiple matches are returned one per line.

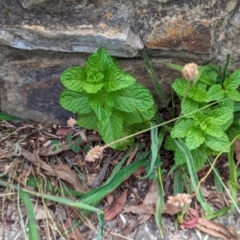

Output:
xmin=0 ymin=0 xmax=239 ymax=123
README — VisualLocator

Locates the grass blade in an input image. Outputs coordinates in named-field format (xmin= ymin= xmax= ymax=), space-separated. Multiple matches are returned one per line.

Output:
xmin=0 ymin=112 xmax=26 ymax=121
xmin=80 ymin=157 xmax=146 ymax=204
xmin=19 ymin=190 xmax=40 ymax=240
xmin=142 ymin=126 xmax=166 ymax=179
xmin=155 ymin=167 xmax=165 ymax=237
xmin=143 ymin=50 xmax=170 ymax=111
xmin=174 ymin=139 xmax=212 ymax=214
xmin=173 ymin=168 xmax=183 ymax=195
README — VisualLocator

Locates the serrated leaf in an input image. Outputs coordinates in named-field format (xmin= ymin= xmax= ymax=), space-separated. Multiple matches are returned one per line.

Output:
xmin=86 ymin=48 xmax=115 ymax=72
xmin=115 ymin=126 xmax=135 ymax=150
xmin=113 ymin=83 xmax=154 ymax=113
xmin=185 ymin=127 xmax=205 ymax=150
xmin=86 ymin=71 xmax=104 ymax=83
xmin=164 ymin=136 xmax=176 ymax=151
xmin=171 ymin=119 xmax=194 ymax=138
xmin=191 ymin=147 xmax=208 ymax=171
xmin=60 ymin=67 xmax=86 ymax=92
xmin=226 ymin=89 xmax=240 ymax=101
xmin=198 ymin=66 xmax=217 ymax=85
xmin=104 ymin=69 xmax=136 ymax=92
xmin=83 ymin=81 xmax=105 ymax=93
xmin=224 ymin=69 xmax=240 ymax=90
xmin=77 ymin=112 xmax=98 ymax=129
xmin=122 ymin=105 xmax=156 ymax=124
xmin=89 ymin=93 xmax=114 ymax=121
xmin=174 ymin=148 xmax=187 ymax=165
xmin=172 ymin=78 xmax=188 ymax=97
xmin=97 ymin=112 xmax=124 ymax=149
xmin=182 ymin=97 xmax=199 ymax=116
xmin=60 ymin=89 xmax=92 ymax=113
xmin=208 ymin=84 xmax=225 ymax=101
xmin=204 ymin=134 xmax=230 ymax=152
xmin=188 ymin=82 xmax=210 ymax=102
xmin=219 ymin=99 xmax=234 ymax=109
xmin=211 ymin=107 xmax=233 ymax=125
xmin=205 ymin=123 xmax=224 ymax=137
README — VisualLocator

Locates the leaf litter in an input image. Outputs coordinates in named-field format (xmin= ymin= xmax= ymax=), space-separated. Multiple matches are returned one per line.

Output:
xmin=0 ymin=120 xmax=240 ymax=240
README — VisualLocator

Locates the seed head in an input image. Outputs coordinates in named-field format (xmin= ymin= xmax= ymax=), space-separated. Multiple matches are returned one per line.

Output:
xmin=85 ymin=145 xmax=104 ymax=162
xmin=67 ymin=117 xmax=77 ymax=128
xmin=163 ymin=193 xmax=192 ymax=215
xmin=182 ymin=63 xmax=198 ymax=81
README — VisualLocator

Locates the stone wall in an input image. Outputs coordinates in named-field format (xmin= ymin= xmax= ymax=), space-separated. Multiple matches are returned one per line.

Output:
xmin=0 ymin=0 xmax=239 ymax=123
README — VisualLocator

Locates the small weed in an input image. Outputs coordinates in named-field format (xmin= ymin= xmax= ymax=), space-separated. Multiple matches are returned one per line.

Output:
xmin=51 ymin=133 xmax=82 ymax=153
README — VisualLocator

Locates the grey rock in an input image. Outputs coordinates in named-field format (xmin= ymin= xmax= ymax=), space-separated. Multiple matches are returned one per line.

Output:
xmin=0 ymin=25 xmax=143 ymax=58
xmin=0 ymin=0 xmax=240 ymax=123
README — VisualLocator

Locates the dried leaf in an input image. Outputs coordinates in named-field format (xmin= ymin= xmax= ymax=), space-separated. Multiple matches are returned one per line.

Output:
xmin=21 ymin=149 xmax=86 ymax=192
xmin=45 ymin=165 xmax=86 ymax=193
xmin=56 ymin=128 xmax=74 ymax=136
xmin=64 ymin=218 xmax=84 ymax=240
xmin=35 ymin=205 xmax=54 ymax=220
xmin=196 ymin=218 xmax=239 ymax=240
xmin=17 ymin=168 xmax=31 ymax=187
xmin=124 ymin=181 xmax=158 ymax=215
xmin=143 ymin=180 xmax=158 ymax=205
xmin=104 ymin=189 xmax=128 ymax=221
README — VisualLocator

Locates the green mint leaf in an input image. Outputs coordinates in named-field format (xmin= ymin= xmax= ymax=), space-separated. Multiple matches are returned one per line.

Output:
xmin=219 ymin=99 xmax=234 ymax=109
xmin=89 ymin=92 xmax=114 ymax=121
xmin=211 ymin=107 xmax=233 ymax=126
xmin=60 ymin=89 xmax=92 ymax=114
xmin=113 ymin=83 xmax=154 ymax=113
xmin=86 ymin=71 xmax=104 ymax=83
xmin=172 ymin=78 xmax=188 ymax=97
xmin=182 ymin=97 xmax=199 ymax=116
xmin=204 ymin=134 xmax=230 ymax=152
xmin=208 ymin=84 xmax=225 ymax=101
xmin=185 ymin=127 xmax=205 ymax=150
xmin=198 ymin=66 xmax=217 ymax=85
xmin=192 ymin=111 xmax=205 ymax=125
xmin=171 ymin=119 xmax=194 ymax=138
xmin=164 ymin=137 xmax=186 ymax=165
xmin=191 ymin=147 xmax=208 ymax=171
xmin=77 ymin=112 xmax=98 ymax=129
xmin=164 ymin=136 xmax=176 ymax=151
xmin=224 ymin=69 xmax=240 ymax=90
xmin=188 ymin=82 xmax=210 ymax=102
xmin=83 ymin=82 xmax=105 ymax=93
xmin=86 ymin=48 xmax=114 ymax=72
xmin=226 ymin=89 xmax=240 ymax=101
xmin=60 ymin=67 xmax=86 ymax=92
xmin=205 ymin=123 xmax=224 ymax=137
xmin=115 ymin=127 xmax=135 ymax=150
xmin=97 ymin=111 xmax=124 ymax=149
xmin=122 ymin=105 xmax=156 ymax=124
xmin=174 ymin=148 xmax=187 ymax=165
xmin=104 ymin=69 xmax=136 ymax=92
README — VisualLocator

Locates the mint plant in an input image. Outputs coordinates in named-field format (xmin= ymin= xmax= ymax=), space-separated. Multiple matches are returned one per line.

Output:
xmin=165 ymin=61 xmax=240 ymax=171
xmin=59 ymin=48 xmax=156 ymax=149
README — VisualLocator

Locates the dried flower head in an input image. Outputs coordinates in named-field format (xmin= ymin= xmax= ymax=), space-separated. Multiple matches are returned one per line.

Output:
xmin=163 ymin=193 xmax=192 ymax=215
xmin=182 ymin=63 xmax=198 ymax=81
xmin=85 ymin=145 xmax=104 ymax=162
xmin=67 ymin=117 xmax=77 ymax=128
